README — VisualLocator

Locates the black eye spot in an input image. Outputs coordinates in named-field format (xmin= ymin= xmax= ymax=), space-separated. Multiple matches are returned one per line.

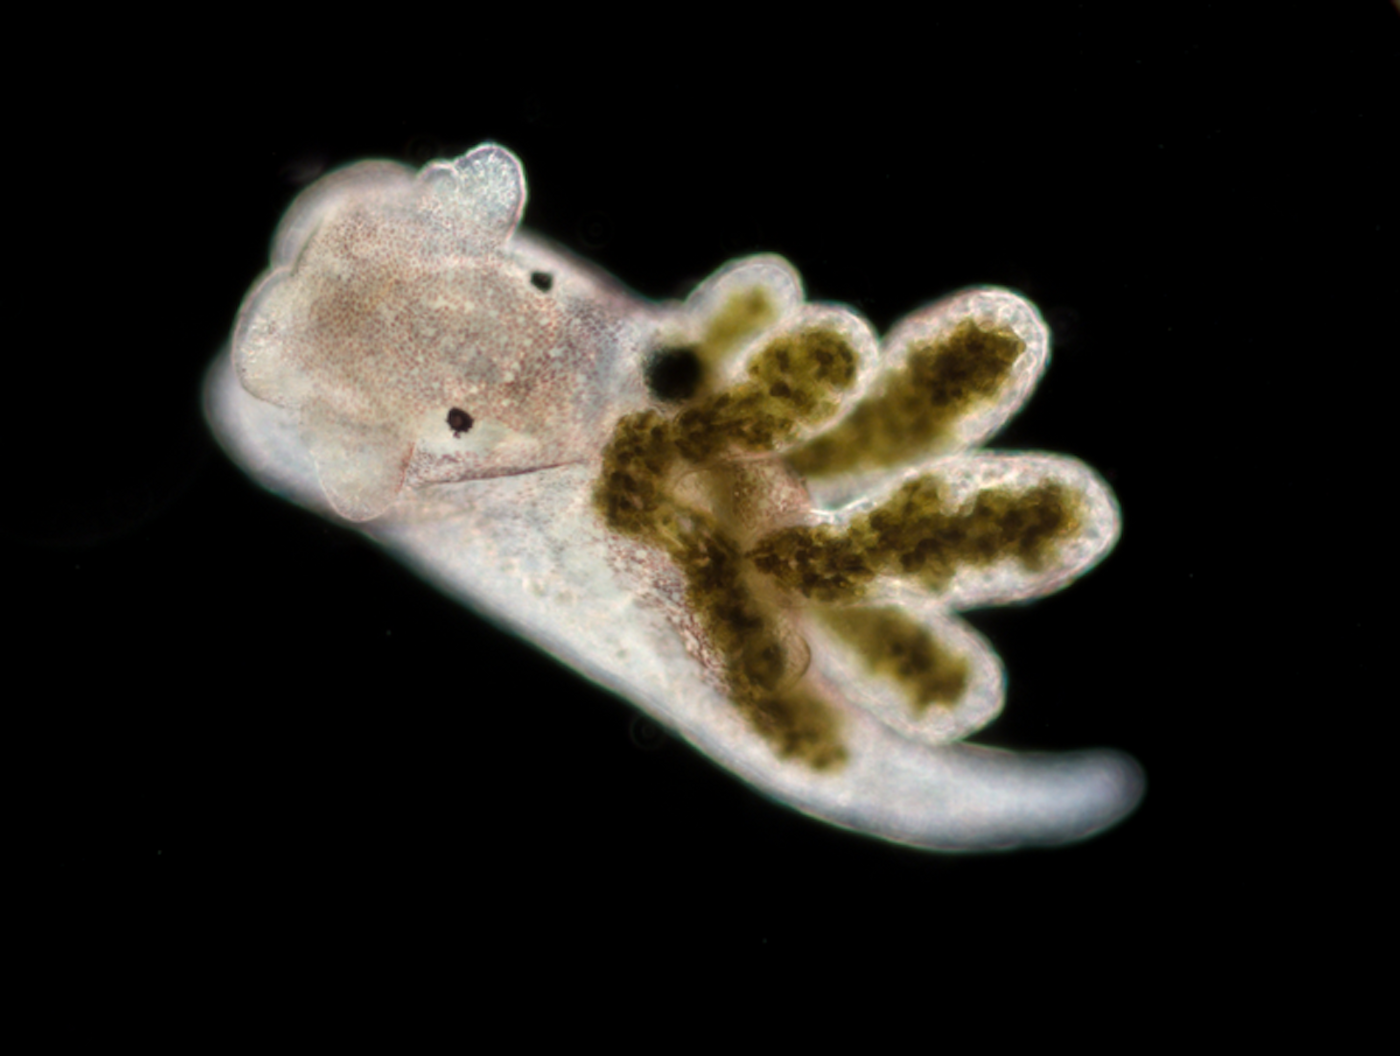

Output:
xmin=530 ymin=271 xmax=553 ymax=292
xmin=645 ymin=346 xmax=703 ymax=403
xmin=447 ymin=408 xmax=474 ymax=436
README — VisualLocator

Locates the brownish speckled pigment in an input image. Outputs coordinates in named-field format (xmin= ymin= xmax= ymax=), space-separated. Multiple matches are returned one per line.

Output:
xmin=787 ymin=318 xmax=1024 ymax=476
xmin=596 ymin=322 xmax=859 ymax=768
xmin=815 ymin=606 xmax=969 ymax=714
xmin=749 ymin=476 xmax=1082 ymax=602
xmin=697 ymin=288 xmax=781 ymax=378
xmin=596 ymin=299 xmax=1080 ymax=768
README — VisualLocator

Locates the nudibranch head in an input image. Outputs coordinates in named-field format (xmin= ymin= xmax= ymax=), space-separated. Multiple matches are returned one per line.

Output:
xmin=233 ymin=145 xmax=625 ymax=521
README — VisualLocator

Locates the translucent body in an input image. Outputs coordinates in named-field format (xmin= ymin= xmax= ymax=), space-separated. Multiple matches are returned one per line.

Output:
xmin=205 ymin=143 xmax=1142 ymax=850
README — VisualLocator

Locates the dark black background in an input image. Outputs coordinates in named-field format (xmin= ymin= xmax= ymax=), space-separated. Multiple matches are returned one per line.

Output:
xmin=13 ymin=3 xmax=1392 ymax=955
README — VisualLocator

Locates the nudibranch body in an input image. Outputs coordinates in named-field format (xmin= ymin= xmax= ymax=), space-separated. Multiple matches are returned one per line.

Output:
xmin=205 ymin=143 xmax=1142 ymax=850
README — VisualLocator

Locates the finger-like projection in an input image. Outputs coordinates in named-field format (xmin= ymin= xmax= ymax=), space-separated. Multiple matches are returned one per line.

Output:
xmin=206 ymin=143 xmax=1142 ymax=850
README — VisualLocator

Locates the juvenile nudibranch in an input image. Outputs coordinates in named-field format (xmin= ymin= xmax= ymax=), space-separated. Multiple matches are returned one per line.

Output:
xmin=205 ymin=143 xmax=1142 ymax=850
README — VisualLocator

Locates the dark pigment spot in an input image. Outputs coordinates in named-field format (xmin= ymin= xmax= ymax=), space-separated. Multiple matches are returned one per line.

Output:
xmin=645 ymin=346 xmax=703 ymax=403
xmin=447 ymin=408 xmax=474 ymax=436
